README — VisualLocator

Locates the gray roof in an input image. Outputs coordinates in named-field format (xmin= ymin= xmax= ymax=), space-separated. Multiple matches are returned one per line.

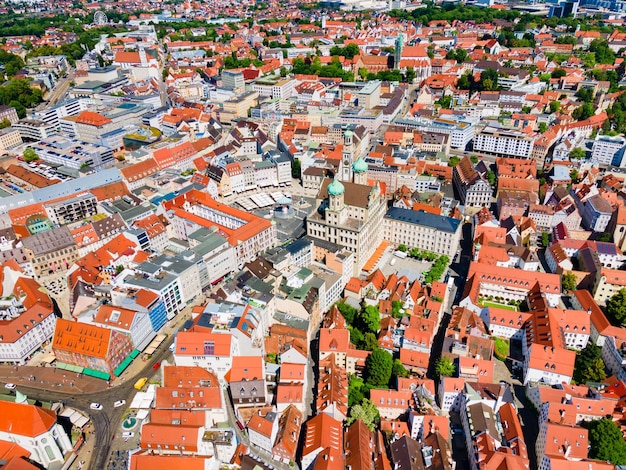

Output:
xmin=385 ymin=207 xmax=461 ymax=233
xmin=22 ymin=226 xmax=75 ymax=256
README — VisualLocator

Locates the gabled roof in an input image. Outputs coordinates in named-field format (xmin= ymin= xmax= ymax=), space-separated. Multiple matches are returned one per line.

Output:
xmin=0 ymin=401 xmax=56 ymax=437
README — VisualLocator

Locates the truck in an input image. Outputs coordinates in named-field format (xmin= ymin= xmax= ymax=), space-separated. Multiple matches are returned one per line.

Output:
xmin=394 ymin=250 xmax=408 ymax=259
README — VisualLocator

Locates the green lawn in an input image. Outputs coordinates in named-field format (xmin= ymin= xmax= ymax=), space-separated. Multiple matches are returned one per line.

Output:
xmin=482 ymin=301 xmax=518 ymax=311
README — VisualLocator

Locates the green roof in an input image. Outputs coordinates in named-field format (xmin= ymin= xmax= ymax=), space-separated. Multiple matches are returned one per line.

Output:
xmin=327 ymin=178 xmax=345 ymax=196
xmin=352 ymin=157 xmax=368 ymax=173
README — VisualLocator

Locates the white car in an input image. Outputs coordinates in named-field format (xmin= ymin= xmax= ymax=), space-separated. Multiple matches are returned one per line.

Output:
xmin=4 ymin=383 xmax=15 ymax=390
xmin=122 ymin=432 xmax=134 ymax=439
xmin=89 ymin=403 xmax=103 ymax=410
xmin=113 ymin=400 xmax=126 ymax=408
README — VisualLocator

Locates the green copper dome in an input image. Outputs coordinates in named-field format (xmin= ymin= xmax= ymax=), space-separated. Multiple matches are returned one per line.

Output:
xmin=352 ymin=157 xmax=368 ymax=173
xmin=344 ymin=130 xmax=354 ymax=138
xmin=327 ymin=178 xmax=345 ymax=196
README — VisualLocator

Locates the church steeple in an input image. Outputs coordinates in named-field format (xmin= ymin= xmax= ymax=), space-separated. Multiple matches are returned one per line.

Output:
xmin=342 ymin=129 xmax=354 ymax=182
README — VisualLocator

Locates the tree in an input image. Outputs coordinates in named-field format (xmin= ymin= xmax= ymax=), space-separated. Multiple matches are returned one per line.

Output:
xmin=541 ymin=232 xmax=550 ymax=248
xmin=337 ymin=301 xmax=358 ymax=325
xmin=572 ymin=102 xmax=595 ymax=121
xmin=470 ymin=155 xmax=479 ymax=164
xmin=573 ymin=343 xmax=606 ymax=384
xmin=348 ymin=375 xmax=365 ymax=407
xmin=606 ymin=288 xmax=626 ymax=326
xmin=551 ymin=68 xmax=567 ymax=79
xmin=435 ymin=356 xmax=455 ymax=377
xmin=570 ymin=169 xmax=579 ymax=183
xmin=449 ymin=156 xmax=460 ymax=166
xmin=569 ymin=147 xmax=586 ymax=160
xmin=485 ymin=170 xmax=496 ymax=186
xmin=584 ymin=418 xmax=626 ymax=465
xmin=23 ymin=147 xmax=38 ymax=162
xmin=0 ymin=118 xmax=10 ymax=129
xmin=361 ymin=332 xmax=379 ymax=351
xmin=364 ymin=348 xmax=393 ymax=388
xmin=404 ymin=66 xmax=416 ymax=83
xmin=392 ymin=359 xmax=409 ymax=381
xmin=291 ymin=158 xmax=301 ymax=179
xmin=538 ymin=122 xmax=547 ymax=133
xmin=346 ymin=399 xmax=380 ymax=431
xmin=359 ymin=305 xmax=381 ymax=333
xmin=549 ymin=100 xmax=561 ymax=114
xmin=397 ymin=244 xmax=407 ymax=252
xmin=562 ymin=272 xmax=577 ymax=292
xmin=598 ymin=232 xmax=612 ymax=242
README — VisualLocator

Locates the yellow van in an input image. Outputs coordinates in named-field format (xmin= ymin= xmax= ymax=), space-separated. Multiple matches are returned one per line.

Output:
xmin=134 ymin=377 xmax=147 ymax=390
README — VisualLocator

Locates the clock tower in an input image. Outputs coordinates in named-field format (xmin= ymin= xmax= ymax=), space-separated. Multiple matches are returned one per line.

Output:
xmin=342 ymin=129 xmax=354 ymax=182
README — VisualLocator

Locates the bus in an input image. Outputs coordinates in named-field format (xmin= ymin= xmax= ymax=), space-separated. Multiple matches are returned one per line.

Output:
xmin=134 ymin=377 xmax=148 ymax=390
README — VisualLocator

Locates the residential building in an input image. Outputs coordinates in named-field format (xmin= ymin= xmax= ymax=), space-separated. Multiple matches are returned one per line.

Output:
xmin=173 ymin=331 xmax=238 ymax=383
xmin=592 ymin=134 xmax=626 ymax=166
xmin=21 ymin=226 xmax=79 ymax=278
xmin=453 ymin=157 xmax=492 ymax=208
xmin=247 ymin=413 xmax=278 ymax=454
xmin=301 ymin=413 xmax=343 ymax=470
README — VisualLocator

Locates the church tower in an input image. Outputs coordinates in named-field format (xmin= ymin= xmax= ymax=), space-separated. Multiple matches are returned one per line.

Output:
xmin=394 ymin=33 xmax=403 ymax=70
xmin=342 ymin=129 xmax=354 ymax=182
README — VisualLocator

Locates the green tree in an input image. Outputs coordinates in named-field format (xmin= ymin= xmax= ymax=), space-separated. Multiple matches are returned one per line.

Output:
xmin=337 ymin=301 xmax=358 ymax=325
xmin=359 ymin=305 xmax=381 ymax=333
xmin=361 ymin=332 xmax=379 ymax=351
xmin=0 ymin=118 xmax=10 ymax=129
xmin=23 ymin=147 xmax=38 ymax=162
xmin=364 ymin=348 xmax=393 ymax=388
xmin=346 ymin=399 xmax=380 ymax=431
xmin=404 ymin=66 xmax=416 ymax=83
xmin=538 ymin=122 xmax=547 ymax=133
xmin=397 ymin=244 xmax=407 ymax=252
xmin=551 ymin=68 xmax=567 ymax=79
xmin=598 ymin=232 xmax=612 ymax=242
xmin=569 ymin=147 xmax=586 ymax=160
xmin=549 ymin=100 xmax=561 ymax=114
xmin=349 ymin=326 xmax=364 ymax=348
xmin=449 ymin=156 xmax=460 ymax=166
xmin=573 ymin=343 xmax=606 ymax=384
xmin=348 ymin=375 xmax=365 ymax=407
xmin=589 ymin=38 xmax=616 ymax=65
xmin=435 ymin=356 xmax=455 ymax=377
xmin=541 ymin=232 xmax=550 ymax=248
xmin=572 ymin=102 xmax=595 ymax=121
xmin=584 ymin=418 xmax=626 ymax=465
xmin=562 ymin=272 xmax=577 ymax=292
xmin=606 ymin=288 xmax=626 ymax=326
xmin=392 ymin=359 xmax=409 ymax=381
xmin=470 ymin=155 xmax=479 ymax=164
xmin=493 ymin=337 xmax=509 ymax=361
xmin=570 ymin=169 xmax=579 ymax=183
xmin=486 ymin=170 xmax=496 ymax=185
xmin=291 ymin=157 xmax=301 ymax=179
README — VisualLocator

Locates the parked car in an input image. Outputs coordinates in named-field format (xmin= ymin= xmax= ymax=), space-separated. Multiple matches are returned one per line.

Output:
xmin=4 ymin=383 xmax=15 ymax=390
xmin=113 ymin=400 xmax=126 ymax=408
xmin=152 ymin=362 xmax=161 ymax=370
xmin=122 ymin=432 xmax=134 ymax=439
xmin=90 ymin=403 xmax=103 ymax=410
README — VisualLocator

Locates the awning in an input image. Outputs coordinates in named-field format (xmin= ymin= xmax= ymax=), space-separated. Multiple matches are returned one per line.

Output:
xmin=56 ymin=363 xmax=84 ymax=373
xmin=82 ymin=368 xmax=110 ymax=381
xmin=130 ymin=349 xmax=140 ymax=359
xmin=113 ymin=356 xmax=133 ymax=377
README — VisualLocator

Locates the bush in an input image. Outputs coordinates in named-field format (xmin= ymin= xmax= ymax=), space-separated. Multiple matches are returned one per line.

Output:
xmin=493 ymin=337 xmax=509 ymax=361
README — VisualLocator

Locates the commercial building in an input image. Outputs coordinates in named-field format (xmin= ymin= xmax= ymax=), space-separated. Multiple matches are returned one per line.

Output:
xmin=44 ymin=193 xmax=98 ymax=226
xmin=591 ymin=134 xmax=626 ymax=166
xmin=252 ymin=76 xmax=295 ymax=99
xmin=13 ymin=119 xmax=58 ymax=141
xmin=30 ymin=135 xmax=115 ymax=170
xmin=473 ymin=125 xmax=534 ymax=159
xmin=0 ymin=127 xmax=23 ymax=151
xmin=52 ymin=318 xmax=134 ymax=376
